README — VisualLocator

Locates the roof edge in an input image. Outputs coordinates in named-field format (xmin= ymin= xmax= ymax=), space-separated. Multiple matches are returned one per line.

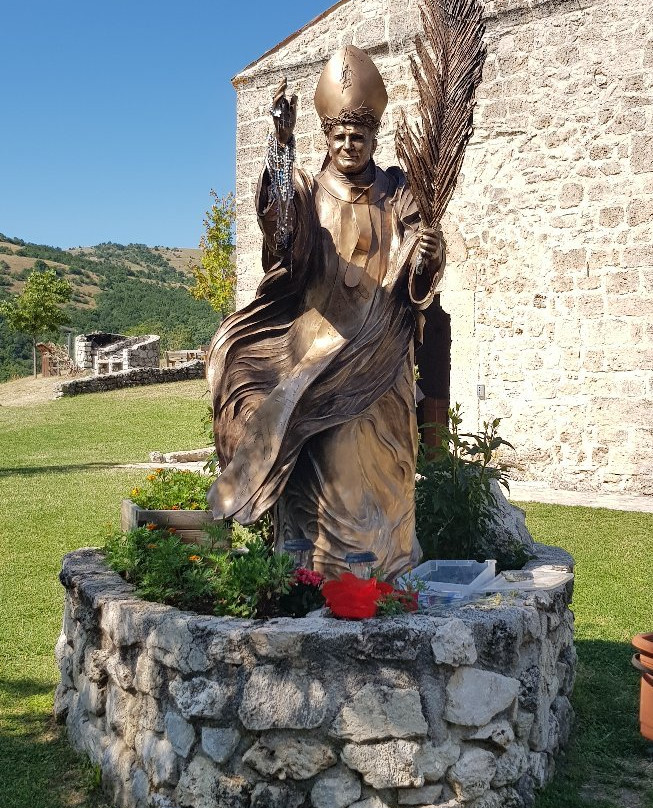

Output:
xmin=231 ymin=0 xmax=353 ymax=86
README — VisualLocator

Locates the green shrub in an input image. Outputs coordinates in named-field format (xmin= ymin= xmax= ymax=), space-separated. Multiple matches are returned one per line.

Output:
xmin=415 ymin=403 xmax=513 ymax=562
xmin=231 ymin=512 xmax=273 ymax=546
xmin=104 ymin=528 xmax=310 ymax=619
xmin=209 ymin=536 xmax=294 ymax=619
xmin=104 ymin=525 xmax=217 ymax=611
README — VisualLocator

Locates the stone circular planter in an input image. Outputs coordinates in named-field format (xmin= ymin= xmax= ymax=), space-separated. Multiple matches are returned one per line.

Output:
xmin=55 ymin=544 xmax=576 ymax=808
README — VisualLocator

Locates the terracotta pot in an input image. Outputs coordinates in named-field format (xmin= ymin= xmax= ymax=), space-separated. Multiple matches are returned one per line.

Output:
xmin=632 ymin=632 xmax=653 ymax=741
xmin=120 ymin=499 xmax=231 ymax=549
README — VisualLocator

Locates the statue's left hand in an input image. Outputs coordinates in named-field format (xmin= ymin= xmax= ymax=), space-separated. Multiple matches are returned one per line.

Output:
xmin=271 ymin=78 xmax=298 ymax=146
xmin=417 ymin=226 xmax=444 ymax=265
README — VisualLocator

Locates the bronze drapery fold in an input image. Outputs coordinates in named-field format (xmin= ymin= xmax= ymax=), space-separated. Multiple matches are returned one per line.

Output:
xmin=207 ymin=157 xmax=443 ymax=579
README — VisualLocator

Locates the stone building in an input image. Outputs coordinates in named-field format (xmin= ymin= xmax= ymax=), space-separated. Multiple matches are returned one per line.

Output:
xmin=75 ymin=333 xmax=160 ymax=375
xmin=231 ymin=0 xmax=653 ymax=495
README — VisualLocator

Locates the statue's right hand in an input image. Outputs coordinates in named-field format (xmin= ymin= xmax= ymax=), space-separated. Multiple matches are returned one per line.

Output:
xmin=271 ymin=78 xmax=297 ymax=146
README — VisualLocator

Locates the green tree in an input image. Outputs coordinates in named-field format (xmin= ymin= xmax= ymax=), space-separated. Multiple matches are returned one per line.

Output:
xmin=189 ymin=190 xmax=236 ymax=320
xmin=0 ymin=266 xmax=72 ymax=377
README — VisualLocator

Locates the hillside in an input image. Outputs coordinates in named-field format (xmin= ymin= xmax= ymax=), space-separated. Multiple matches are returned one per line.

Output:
xmin=0 ymin=234 xmax=221 ymax=381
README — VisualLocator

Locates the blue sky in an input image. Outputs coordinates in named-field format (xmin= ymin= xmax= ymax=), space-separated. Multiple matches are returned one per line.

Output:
xmin=0 ymin=0 xmax=332 ymax=249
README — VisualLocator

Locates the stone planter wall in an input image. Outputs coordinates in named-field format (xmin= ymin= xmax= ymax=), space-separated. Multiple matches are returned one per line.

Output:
xmin=56 ymin=546 xmax=576 ymax=808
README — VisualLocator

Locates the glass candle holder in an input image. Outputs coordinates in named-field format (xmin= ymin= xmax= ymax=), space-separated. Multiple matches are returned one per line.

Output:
xmin=283 ymin=538 xmax=314 ymax=569
xmin=345 ymin=551 xmax=378 ymax=580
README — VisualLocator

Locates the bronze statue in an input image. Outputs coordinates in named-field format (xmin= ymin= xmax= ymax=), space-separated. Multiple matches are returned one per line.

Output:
xmin=207 ymin=0 xmax=486 ymax=580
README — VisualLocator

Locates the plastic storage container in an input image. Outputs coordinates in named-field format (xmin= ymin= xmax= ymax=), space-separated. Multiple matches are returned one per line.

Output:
xmin=402 ymin=559 xmax=497 ymax=608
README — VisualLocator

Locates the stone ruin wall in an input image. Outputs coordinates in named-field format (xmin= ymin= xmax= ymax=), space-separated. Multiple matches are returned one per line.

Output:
xmin=75 ymin=333 xmax=161 ymax=375
xmin=55 ymin=361 xmax=206 ymax=398
xmin=232 ymin=0 xmax=653 ymax=496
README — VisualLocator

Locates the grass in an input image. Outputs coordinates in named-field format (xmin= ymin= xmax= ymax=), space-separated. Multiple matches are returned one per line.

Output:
xmin=0 ymin=378 xmax=211 ymax=472
xmin=0 ymin=380 xmax=208 ymax=807
xmin=523 ymin=504 xmax=653 ymax=808
xmin=0 ymin=378 xmax=651 ymax=807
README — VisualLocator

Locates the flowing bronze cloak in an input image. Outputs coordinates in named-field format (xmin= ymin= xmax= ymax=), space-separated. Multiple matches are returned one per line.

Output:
xmin=207 ymin=161 xmax=443 ymax=579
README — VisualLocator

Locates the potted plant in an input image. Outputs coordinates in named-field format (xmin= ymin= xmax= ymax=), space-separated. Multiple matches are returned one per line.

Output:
xmin=632 ymin=632 xmax=653 ymax=741
xmin=121 ymin=468 xmax=230 ymax=549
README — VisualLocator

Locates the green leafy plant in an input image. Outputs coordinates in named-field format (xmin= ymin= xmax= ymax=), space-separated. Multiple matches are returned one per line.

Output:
xmin=375 ymin=589 xmax=418 ymax=616
xmin=104 ymin=527 xmax=296 ymax=619
xmin=201 ymin=404 xmax=222 ymax=478
xmin=415 ymin=403 xmax=514 ymax=562
xmin=232 ymin=512 xmax=273 ymax=546
xmin=104 ymin=525 xmax=217 ymax=611
xmin=129 ymin=468 xmax=213 ymax=510
xmin=209 ymin=537 xmax=294 ymax=619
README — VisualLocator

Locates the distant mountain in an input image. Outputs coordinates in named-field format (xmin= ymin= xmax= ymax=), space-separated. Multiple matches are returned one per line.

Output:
xmin=0 ymin=234 xmax=221 ymax=382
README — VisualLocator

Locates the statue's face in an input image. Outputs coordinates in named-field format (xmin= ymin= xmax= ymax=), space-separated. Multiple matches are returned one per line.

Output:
xmin=327 ymin=124 xmax=376 ymax=174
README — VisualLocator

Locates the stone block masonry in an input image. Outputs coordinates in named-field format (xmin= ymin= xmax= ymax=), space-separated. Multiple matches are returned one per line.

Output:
xmin=56 ymin=544 xmax=575 ymax=807
xmin=74 ymin=333 xmax=161 ymax=375
xmin=232 ymin=0 xmax=653 ymax=495
xmin=55 ymin=360 xmax=205 ymax=398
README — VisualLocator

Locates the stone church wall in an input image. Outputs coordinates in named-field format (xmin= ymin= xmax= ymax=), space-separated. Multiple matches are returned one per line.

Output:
xmin=231 ymin=0 xmax=653 ymax=495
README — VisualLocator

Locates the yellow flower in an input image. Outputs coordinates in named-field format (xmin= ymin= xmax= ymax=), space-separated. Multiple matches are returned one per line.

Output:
xmin=146 ymin=474 xmax=157 ymax=481
xmin=155 ymin=468 xmax=164 ymax=475
xmin=130 ymin=488 xmax=140 ymax=497
xmin=188 ymin=554 xmax=201 ymax=562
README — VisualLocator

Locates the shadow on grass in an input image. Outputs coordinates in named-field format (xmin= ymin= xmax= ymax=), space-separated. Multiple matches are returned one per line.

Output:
xmin=0 ymin=462 xmax=119 ymax=477
xmin=536 ymin=638 xmax=653 ymax=808
xmin=0 ymin=677 xmax=109 ymax=808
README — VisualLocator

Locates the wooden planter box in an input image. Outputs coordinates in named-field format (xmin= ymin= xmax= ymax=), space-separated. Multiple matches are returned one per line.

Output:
xmin=120 ymin=499 xmax=230 ymax=549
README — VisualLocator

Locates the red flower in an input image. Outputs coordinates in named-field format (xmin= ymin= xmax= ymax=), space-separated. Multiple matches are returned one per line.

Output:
xmin=389 ymin=589 xmax=419 ymax=612
xmin=322 ymin=573 xmax=392 ymax=619
xmin=293 ymin=568 xmax=325 ymax=588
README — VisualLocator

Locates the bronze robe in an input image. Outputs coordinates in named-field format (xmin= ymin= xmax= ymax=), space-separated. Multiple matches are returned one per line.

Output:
xmin=207 ymin=160 xmax=443 ymax=580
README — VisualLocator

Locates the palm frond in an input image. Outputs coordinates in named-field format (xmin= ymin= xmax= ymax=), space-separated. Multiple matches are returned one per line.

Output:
xmin=396 ymin=0 xmax=486 ymax=226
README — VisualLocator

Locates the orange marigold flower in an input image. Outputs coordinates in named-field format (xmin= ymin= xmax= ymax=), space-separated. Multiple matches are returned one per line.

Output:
xmin=168 ymin=528 xmax=177 ymax=534
xmin=155 ymin=468 xmax=164 ymax=475
xmin=146 ymin=523 xmax=158 ymax=531
xmin=146 ymin=474 xmax=156 ymax=481
xmin=171 ymin=505 xmax=181 ymax=510
xmin=188 ymin=555 xmax=201 ymax=562
xmin=130 ymin=488 xmax=140 ymax=497
xmin=147 ymin=543 xmax=157 ymax=549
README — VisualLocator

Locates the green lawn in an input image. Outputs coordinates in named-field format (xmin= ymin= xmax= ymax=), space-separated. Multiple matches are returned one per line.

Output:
xmin=0 ymin=380 xmax=651 ymax=807
xmin=0 ymin=380 xmax=209 ymax=807
xmin=522 ymin=504 xmax=653 ymax=808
